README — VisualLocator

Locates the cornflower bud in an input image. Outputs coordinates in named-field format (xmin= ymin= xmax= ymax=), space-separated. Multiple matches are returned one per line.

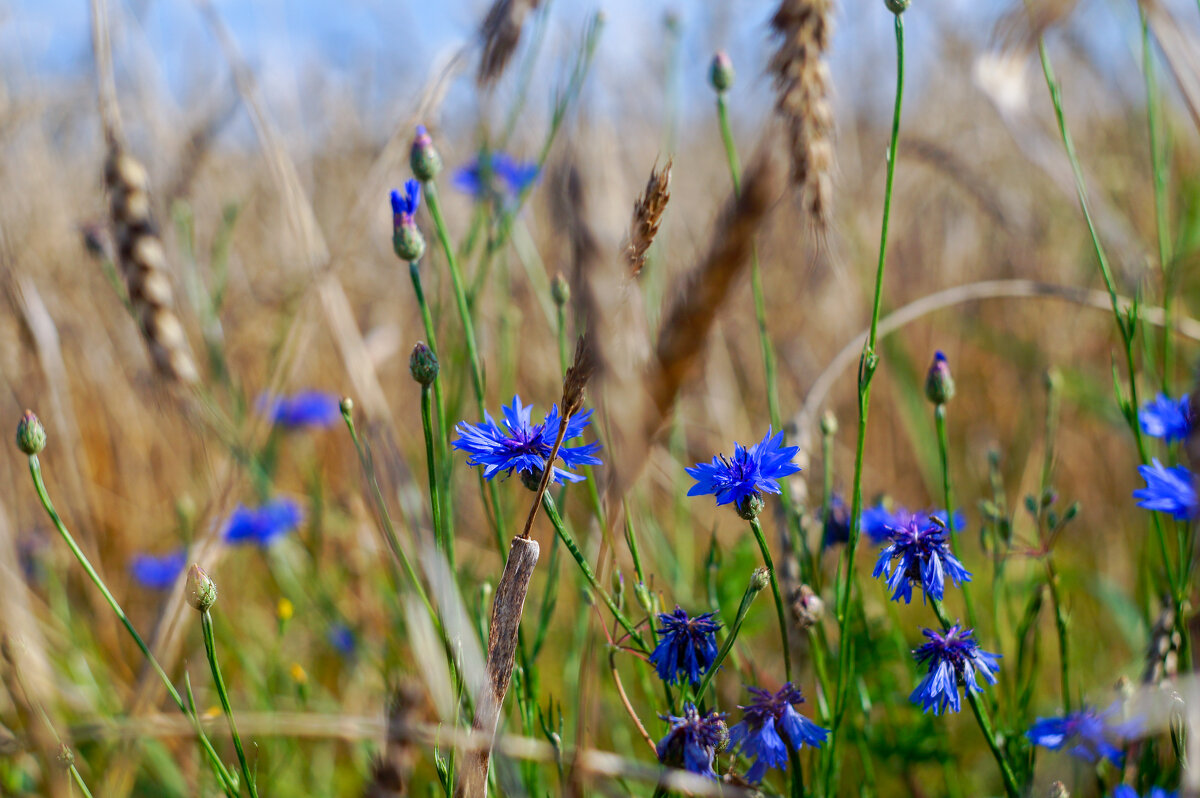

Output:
xmin=551 ymin=272 xmax=570 ymax=307
xmin=736 ymin=492 xmax=765 ymax=521
xmin=185 ymin=564 xmax=217 ymax=612
xmin=409 ymin=342 xmax=439 ymax=386
xmin=709 ymin=51 xmax=735 ymax=93
xmin=750 ymin=566 xmax=771 ymax=593
xmin=391 ymin=180 xmax=426 ymax=262
xmin=410 ymin=125 xmax=443 ymax=182
xmin=16 ymin=410 xmax=45 ymax=455
xmin=925 ymin=351 xmax=955 ymax=405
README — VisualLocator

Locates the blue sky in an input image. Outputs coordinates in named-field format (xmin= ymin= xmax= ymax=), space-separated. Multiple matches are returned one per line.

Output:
xmin=0 ymin=0 xmax=1185 ymax=148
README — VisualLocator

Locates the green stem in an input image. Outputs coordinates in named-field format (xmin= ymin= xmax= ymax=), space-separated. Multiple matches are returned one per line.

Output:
xmin=1044 ymin=561 xmax=1072 ymax=713
xmin=749 ymin=518 xmax=791 ymax=680
xmin=934 ymin=405 xmax=977 ymax=629
xmin=929 ymin=598 xmax=1020 ymax=798
xmin=694 ymin=571 xmax=766 ymax=704
xmin=1035 ymin=35 xmax=1179 ymax=597
xmin=69 ymin=763 xmax=95 ymax=798
xmin=201 ymin=610 xmax=258 ymax=798
xmin=420 ymin=384 xmax=451 ymax=566
xmin=25 ymin=455 xmax=239 ymax=797
xmin=422 ymin=182 xmax=511 ymax=555
xmin=829 ymin=12 xmax=905 ymax=787
xmin=408 ymin=260 xmax=454 ymax=543
xmin=541 ymin=494 xmax=649 ymax=653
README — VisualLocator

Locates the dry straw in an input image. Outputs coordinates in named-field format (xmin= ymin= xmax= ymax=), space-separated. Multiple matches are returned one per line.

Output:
xmin=478 ymin=0 xmax=542 ymax=85
xmin=769 ymin=0 xmax=835 ymax=227
xmin=625 ymin=159 xmax=672 ymax=277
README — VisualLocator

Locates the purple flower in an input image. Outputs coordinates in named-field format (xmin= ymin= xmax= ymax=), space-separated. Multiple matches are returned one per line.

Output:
xmin=1134 ymin=460 xmax=1197 ymax=520
xmin=224 ymin=498 xmax=303 ymax=547
xmin=453 ymin=152 xmax=539 ymax=200
xmin=911 ymin=624 xmax=1000 ymax=715
xmin=452 ymin=395 xmax=602 ymax=486
xmin=390 ymin=179 xmax=421 ymax=224
xmin=872 ymin=517 xmax=971 ymax=603
xmin=258 ymin=391 xmax=341 ymax=429
xmin=1027 ymin=703 xmax=1138 ymax=766
xmin=686 ymin=428 xmax=801 ymax=516
xmin=1139 ymin=393 xmax=1192 ymax=443
xmin=129 ymin=549 xmax=187 ymax=590
xmin=649 ymin=607 xmax=721 ymax=686
xmin=656 ymin=703 xmax=727 ymax=779
xmin=728 ymin=683 xmax=827 ymax=783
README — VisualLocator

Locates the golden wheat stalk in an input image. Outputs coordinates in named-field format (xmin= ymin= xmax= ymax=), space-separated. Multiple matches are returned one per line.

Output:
xmin=626 ymin=159 xmax=672 ymax=277
xmin=103 ymin=148 xmax=200 ymax=385
xmin=769 ymin=0 xmax=835 ymax=228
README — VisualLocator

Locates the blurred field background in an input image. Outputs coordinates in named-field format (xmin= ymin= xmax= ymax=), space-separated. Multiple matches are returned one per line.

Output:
xmin=2 ymin=0 xmax=1200 ymax=795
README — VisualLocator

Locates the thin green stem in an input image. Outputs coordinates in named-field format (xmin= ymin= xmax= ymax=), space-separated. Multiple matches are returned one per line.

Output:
xmin=749 ymin=518 xmax=791 ymax=680
xmin=829 ymin=12 xmax=905 ymax=789
xmin=69 ymin=762 xmax=95 ymax=798
xmin=1044 ymin=561 xmax=1072 ymax=713
xmin=420 ymin=384 xmax=451 ymax=566
xmin=935 ymin=405 xmax=977 ymax=629
xmin=694 ymin=572 xmax=766 ymax=704
xmin=1035 ymin=35 xmax=1179 ymax=597
xmin=408 ymin=260 xmax=454 ymax=542
xmin=201 ymin=610 xmax=258 ymax=798
xmin=422 ymin=182 xmax=511 ymax=554
xmin=541 ymin=494 xmax=649 ymax=653
xmin=929 ymin=598 xmax=1020 ymax=798
xmin=25 ymin=455 xmax=239 ymax=797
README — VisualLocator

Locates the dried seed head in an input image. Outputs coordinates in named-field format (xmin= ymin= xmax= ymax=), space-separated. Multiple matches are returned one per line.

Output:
xmin=185 ymin=564 xmax=217 ymax=612
xmin=792 ymin=584 xmax=825 ymax=629
xmin=561 ymin=334 xmax=596 ymax=420
xmin=104 ymin=145 xmax=199 ymax=384
xmin=769 ymin=0 xmax=836 ymax=228
xmin=15 ymin=410 xmax=45 ymax=455
xmin=626 ymin=159 xmax=672 ymax=277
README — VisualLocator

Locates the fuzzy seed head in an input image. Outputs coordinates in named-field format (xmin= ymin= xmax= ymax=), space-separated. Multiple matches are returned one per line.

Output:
xmin=16 ymin=410 xmax=46 ymax=455
xmin=750 ymin=567 xmax=771 ymax=593
xmin=792 ymin=584 xmax=825 ymax=629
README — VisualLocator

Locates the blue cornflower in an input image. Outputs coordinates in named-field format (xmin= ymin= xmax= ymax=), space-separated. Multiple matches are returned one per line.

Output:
xmin=452 ymin=395 xmax=602 ymax=486
xmin=1113 ymin=787 xmax=1177 ymax=798
xmin=328 ymin=623 xmax=356 ymax=656
xmin=728 ymin=683 xmax=828 ymax=784
xmin=224 ymin=498 xmax=303 ymax=547
xmin=872 ymin=517 xmax=971 ymax=603
xmin=686 ymin=428 xmax=801 ymax=519
xmin=649 ymin=606 xmax=721 ymax=686
xmin=453 ymin=152 xmax=539 ymax=201
xmin=1027 ymin=703 xmax=1136 ymax=766
xmin=860 ymin=501 xmax=965 ymax=545
xmin=1134 ymin=460 xmax=1197 ymax=520
xmin=258 ymin=391 xmax=341 ymax=429
xmin=910 ymin=624 xmax=1000 ymax=715
xmin=129 ymin=549 xmax=187 ymax=590
xmin=1139 ymin=393 xmax=1192 ymax=443
xmin=390 ymin=179 xmax=421 ymax=223
xmin=656 ymin=703 xmax=727 ymax=780
xmin=821 ymin=493 xmax=851 ymax=547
